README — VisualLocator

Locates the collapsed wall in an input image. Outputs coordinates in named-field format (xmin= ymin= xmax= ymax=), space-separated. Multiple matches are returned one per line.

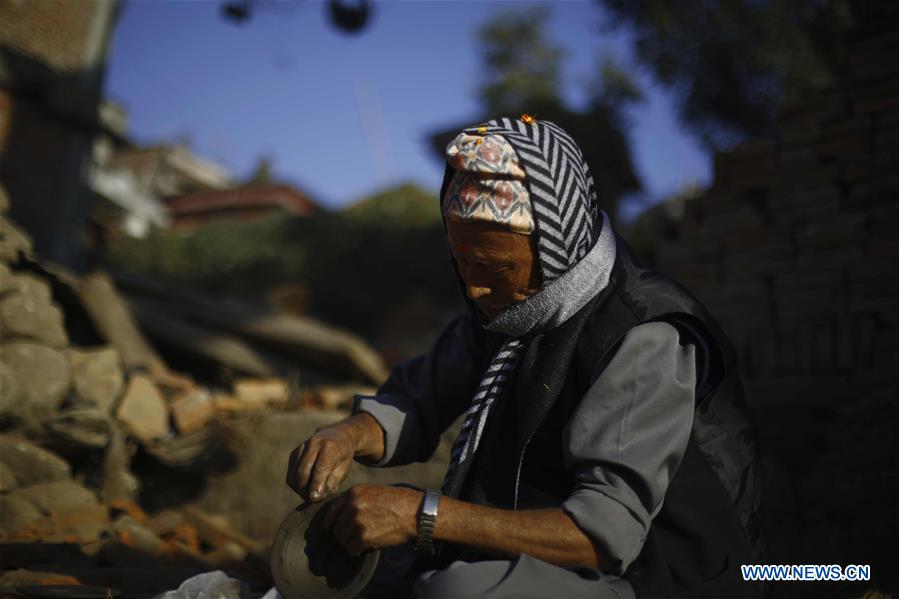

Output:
xmin=648 ymin=27 xmax=898 ymax=594
xmin=0 ymin=175 xmax=460 ymax=596
xmin=0 ymin=183 xmax=274 ymax=595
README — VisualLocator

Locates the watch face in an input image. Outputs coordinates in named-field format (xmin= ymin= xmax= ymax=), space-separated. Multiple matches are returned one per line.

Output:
xmin=270 ymin=501 xmax=380 ymax=599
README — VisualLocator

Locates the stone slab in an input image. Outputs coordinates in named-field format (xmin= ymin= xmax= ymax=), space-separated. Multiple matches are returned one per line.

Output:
xmin=0 ymin=341 xmax=71 ymax=418
xmin=0 ymin=461 xmax=17 ymax=492
xmin=66 ymin=346 xmax=124 ymax=413
xmin=9 ymin=480 xmax=99 ymax=514
xmin=0 ymin=434 xmax=71 ymax=486
xmin=233 ymin=378 xmax=289 ymax=406
xmin=170 ymin=388 xmax=215 ymax=435
xmin=45 ymin=408 xmax=113 ymax=449
xmin=0 ymin=218 xmax=32 ymax=263
xmin=0 ymin=495 xmax=43 ymax=536
xmin=116 ymin=374 xmax=169 ymax=443
xmin=0 ymin=262 xmax=16 ymax=295
xmin=0 ymin=273 xmax=68 ymax=347
xmin=50 ymin=503 xmax=110 ymax=544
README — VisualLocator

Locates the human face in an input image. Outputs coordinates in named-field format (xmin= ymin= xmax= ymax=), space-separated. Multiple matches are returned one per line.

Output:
xmin=445 ymin=218 xmax=541 ymax=320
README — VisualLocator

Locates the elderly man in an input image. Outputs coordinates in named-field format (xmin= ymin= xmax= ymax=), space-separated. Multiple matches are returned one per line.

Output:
xmin=287 ymin=117 xmax=763 ymax=598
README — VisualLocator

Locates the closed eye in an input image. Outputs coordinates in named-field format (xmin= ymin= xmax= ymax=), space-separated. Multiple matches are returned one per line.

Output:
xmin=459 ymin=255 xmax=513 ymax=274
xmin=483 ymin=262 xmax=513 ymax=274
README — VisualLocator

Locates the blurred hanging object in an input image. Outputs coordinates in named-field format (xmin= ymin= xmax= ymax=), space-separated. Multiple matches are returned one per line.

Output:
xmin=329 ymin=0 xmax=370 ymax=33
xmin=222 ymin=0 xmax=251 ymax=23
xmin=221 ymin=0 xmax=371 ymax=33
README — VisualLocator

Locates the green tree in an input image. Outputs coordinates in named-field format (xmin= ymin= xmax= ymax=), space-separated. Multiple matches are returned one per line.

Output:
xmin=598 ymin=0 xmax=857 ymax=150
xmin=341 ymin=182 xmax=442 ymax=226
xmin=431 ymin=6 xmax=642 ymax=223
xmin=248 ymin=156 xmax=275 ymax=185
xmin=478 ymin=6 xmax=565 ymax=115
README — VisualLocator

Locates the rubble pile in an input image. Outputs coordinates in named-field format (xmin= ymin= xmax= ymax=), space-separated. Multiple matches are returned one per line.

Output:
xmin=0 ymin=184 xmax=384 ymax=597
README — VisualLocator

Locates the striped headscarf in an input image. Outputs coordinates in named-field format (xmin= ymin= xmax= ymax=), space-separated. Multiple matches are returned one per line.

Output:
xmin=440 ymin=116 xmax=616 ymax=498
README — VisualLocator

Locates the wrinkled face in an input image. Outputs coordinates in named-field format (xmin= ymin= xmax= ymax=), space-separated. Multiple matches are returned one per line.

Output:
xmin=446 ymin=218 xmax=541 ymax=320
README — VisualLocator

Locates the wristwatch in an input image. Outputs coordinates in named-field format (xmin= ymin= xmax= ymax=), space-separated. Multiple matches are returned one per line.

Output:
xmin=415 ymin=489 xmax=441 ymax=555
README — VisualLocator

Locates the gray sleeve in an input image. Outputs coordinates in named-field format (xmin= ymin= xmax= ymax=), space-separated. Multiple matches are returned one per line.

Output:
xmin=352 ymin=310 xmax=487 ymax=467
xmin=561 ymin=321 xmax=696 ymax=576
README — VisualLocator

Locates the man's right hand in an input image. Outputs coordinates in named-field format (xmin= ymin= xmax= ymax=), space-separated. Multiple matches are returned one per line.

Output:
xmin=285 ymin=412 xmax=385 ymax=502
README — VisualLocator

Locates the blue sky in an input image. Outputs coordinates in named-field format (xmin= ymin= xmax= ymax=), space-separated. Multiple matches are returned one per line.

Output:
xmin=104 ymin=0 xmax=710 ymax=219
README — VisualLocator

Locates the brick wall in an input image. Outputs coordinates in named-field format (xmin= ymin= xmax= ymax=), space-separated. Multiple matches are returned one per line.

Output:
xmin=648 ymin=29 xmax=899 ymax=596
xmin=0 ymin=0 xmax=119 ymax=270
xmin=0 ymin=0 xmax=109 ymax=73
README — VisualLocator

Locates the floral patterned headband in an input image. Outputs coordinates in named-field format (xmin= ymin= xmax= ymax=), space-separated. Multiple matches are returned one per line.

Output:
xmin=442 ymin=129 xmax=535 ymax=235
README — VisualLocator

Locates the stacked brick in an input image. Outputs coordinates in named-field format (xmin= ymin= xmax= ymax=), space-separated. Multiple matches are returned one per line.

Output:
xmin=649 ymin=29 xmax=899 ymax=593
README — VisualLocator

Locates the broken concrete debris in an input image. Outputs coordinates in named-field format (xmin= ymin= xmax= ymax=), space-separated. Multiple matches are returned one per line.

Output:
xmin=10 ymin=480 xmax=100 ymax=515
xmin=0 ymin=435 xmax=72 ymax=486
xmin=0 ymin=262 xmax=16 ymax=293
xmin=146 ymin=509 xmax=186 ymax=537
xmin=75 ymin=270 xmax=167 ymax=374
xmin=0 ymin=272 xmax=69 ymax=348
xmin=0 ymin=461 xmax=18 ymax=492
xmin=116 ymin=373 xmax=170 ymax=443
xmin=66 ymin=346 xmax=125 ymax=413
xmin=170 ymin=387 xmax=215 ymax=436
xmin=206 ymin=542 xmax=249 ymax=568
xmin=302 ymin=382 xmax=377 ymax=411
xmin=212 ymin=393 xmax=267 ymax=413
xmin=50 ymin=503 xmax=111 ymax=545
xmin=113 ymin=269 xmax=389 ymax=383
xmin=0 ymin=495 xmax=44 ymax=536
xmin=0 ymin=203 xmax=397 ymax=595
xmin=112 ymin=514 xmax=164 ymax=556
xmin=143 ymin=426 xmax=221 ymax=468
xmin=100 ymin=425 xmax=140 ymax=505
xmin=233 ymin=378 xmax=289 ymax=406
xmin=45 ymin=408 xmax=114 ymax=449
xmin=0 ymin=341 xmax=71 ymax=419
xmin=0 ymin=216 xmax=33 ymax=263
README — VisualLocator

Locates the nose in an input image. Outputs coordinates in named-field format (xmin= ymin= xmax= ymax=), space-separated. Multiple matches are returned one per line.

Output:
xmin=466 ymin=283 xmax=491 ymax=300
xmin=459 ymin=259 xmax=490 ymax=300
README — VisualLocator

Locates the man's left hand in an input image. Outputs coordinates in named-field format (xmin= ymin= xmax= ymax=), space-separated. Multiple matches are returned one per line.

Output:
xmin=321 ymin=484 xmax=422 ymax=555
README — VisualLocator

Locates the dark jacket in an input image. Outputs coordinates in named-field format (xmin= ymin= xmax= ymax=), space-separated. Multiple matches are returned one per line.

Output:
xmin=454 ymin=234 xmax=765 ymax=598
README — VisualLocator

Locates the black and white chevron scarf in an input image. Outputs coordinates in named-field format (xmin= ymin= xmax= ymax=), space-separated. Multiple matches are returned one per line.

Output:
xmin=441 ymin=118 xmax=618 ymax=498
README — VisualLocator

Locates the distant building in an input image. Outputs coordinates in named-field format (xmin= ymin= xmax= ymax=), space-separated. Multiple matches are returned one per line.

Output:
xmin=0 ymin=0 xmax=120 ymax=270
xmin=109 ymin=143 xmax=233 ymax=198
xmin=89 ymin=100 xmax=171 ymax=239
xmin=90 ymin=131 xmax=237 ymax=238
xmin=164 ymin=184 xmax=319 ymax=231
xmin=93 ymin=121 xmax=319 ymax=234
xmin=1 ymin=1 xmax=317 ymax=259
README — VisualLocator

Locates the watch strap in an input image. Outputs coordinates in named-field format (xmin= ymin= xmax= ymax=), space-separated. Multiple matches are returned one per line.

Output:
xmin=415 ymin=489 xmax=441 ymax=555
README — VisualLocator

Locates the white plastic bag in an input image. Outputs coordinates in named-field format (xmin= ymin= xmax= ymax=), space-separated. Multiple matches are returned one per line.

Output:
xmin=153 ymin=570 xmax=249 ymax=599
